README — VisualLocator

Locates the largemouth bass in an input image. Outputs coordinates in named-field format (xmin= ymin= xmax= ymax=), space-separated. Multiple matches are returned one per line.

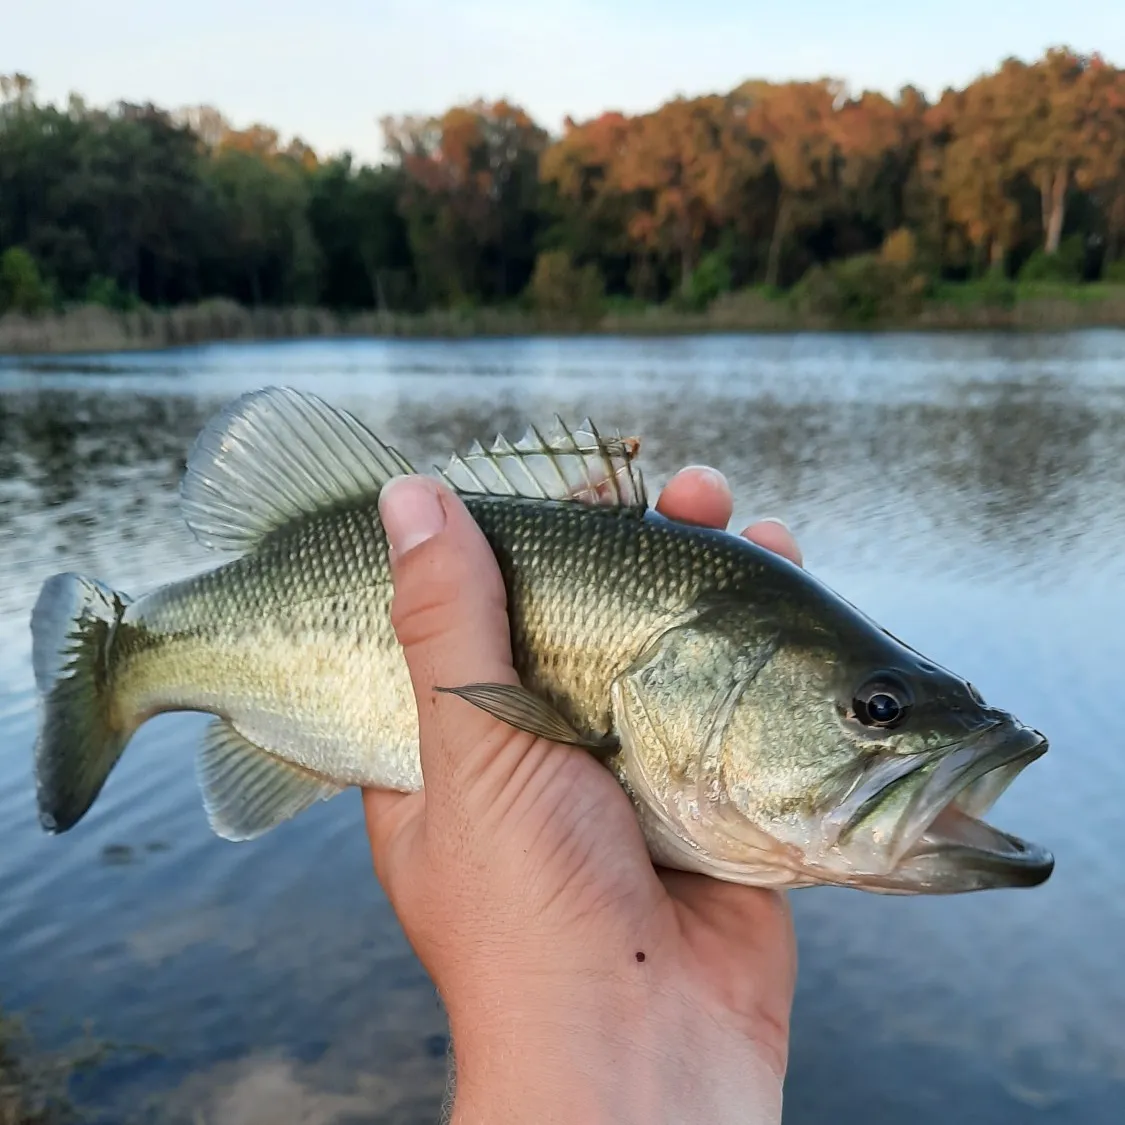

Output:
xmin=30 ymin=387 xmax=1054 ymax=894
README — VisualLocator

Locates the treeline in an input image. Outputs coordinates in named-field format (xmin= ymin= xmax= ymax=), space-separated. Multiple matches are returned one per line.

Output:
xmin=2 ymin=47 xmax=1125 ymax=323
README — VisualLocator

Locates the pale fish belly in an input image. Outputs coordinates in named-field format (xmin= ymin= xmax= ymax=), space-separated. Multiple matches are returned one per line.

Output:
xmin=115 ymin=600 xmax=424 ymax=793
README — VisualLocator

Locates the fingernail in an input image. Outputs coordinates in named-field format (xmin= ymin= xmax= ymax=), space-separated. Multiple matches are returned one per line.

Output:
xmin=757 ymin=516 xmax=792 ymax=533
xmin=682 ymin=465 xmax=729 ymax=489
xmin=379 ymin=476 xmax=446 ymax=557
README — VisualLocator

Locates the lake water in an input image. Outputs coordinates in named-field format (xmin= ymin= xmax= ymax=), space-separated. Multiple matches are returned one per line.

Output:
xmin=1 ymin=332 xmax=1123 ymax=1124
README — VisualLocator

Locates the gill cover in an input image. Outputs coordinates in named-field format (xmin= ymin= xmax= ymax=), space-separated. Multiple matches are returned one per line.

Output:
xmin=608 ymin=607 xmax=794 ymax=883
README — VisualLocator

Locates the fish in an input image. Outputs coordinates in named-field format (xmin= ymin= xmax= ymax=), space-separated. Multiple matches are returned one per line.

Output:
xmin=29 ymin=386 xmax=1054 ymax=895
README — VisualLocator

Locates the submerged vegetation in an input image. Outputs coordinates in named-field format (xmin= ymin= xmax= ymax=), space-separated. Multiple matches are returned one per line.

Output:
xmin=2 ymin=45 xmax=1125 ymax=350
xmin=0 ymin=1005 xmax=131 ymax=1125
xmin=0 ymin=1007 xmax=80 ymax=1125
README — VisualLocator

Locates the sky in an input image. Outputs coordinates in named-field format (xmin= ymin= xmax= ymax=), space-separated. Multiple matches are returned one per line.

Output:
xmin=5 ymin=0 xmax=1124 ymax=161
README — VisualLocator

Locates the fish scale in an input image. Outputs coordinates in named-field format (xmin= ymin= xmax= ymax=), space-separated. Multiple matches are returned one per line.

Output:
xmin=27 ymin=387 xmax=1054 ymax=895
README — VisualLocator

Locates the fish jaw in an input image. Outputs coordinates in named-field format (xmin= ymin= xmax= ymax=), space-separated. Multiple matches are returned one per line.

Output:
xmin=753 ymin=716 xmax=1054 ymax=894
xmin=822 ymin=719 xmax=1054 ymax=894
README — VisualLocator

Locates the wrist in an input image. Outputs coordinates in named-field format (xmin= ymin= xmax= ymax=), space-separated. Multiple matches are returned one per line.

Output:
xmin=445 ymin=979 xmax=784 ymax=1125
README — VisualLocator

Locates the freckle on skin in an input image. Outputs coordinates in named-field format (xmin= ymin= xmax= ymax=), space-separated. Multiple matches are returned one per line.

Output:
xmin=635 ymin=951 xmax=646 ymax=963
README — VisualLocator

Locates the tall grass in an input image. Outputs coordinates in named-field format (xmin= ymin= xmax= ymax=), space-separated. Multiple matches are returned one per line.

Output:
xmin=917 ymin=282 xmax=1125 ymax=329
xmin=3 ymin=284 xmax=1125 ymax=356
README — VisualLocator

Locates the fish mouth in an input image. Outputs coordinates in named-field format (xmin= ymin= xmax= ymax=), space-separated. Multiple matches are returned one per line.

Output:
xmin=841 ymin=721 xmax=1053 ymax=893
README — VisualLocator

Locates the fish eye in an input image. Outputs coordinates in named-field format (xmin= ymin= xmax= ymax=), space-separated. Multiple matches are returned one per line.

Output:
xmin=852 ymin=676 xmax=912 ymax=729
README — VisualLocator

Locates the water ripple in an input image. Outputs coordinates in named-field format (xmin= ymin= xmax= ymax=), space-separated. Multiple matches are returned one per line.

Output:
xmin=2 ymin=331 xmax=1123 ymax=1123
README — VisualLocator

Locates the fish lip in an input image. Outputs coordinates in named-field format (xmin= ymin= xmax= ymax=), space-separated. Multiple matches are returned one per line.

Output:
xmin=900 ymin=819 xmax=1054 ymax=881
xmin=884 ymin=720 xmax=1053 ymax=886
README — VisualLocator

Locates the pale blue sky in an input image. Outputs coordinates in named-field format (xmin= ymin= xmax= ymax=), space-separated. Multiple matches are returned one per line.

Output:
xmin=6 ymin=1 xmax=1124 ymax=160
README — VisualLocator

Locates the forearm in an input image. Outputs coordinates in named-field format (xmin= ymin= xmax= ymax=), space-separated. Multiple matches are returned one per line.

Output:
xmin=445 ymin=988 xmax=784 ymax=1125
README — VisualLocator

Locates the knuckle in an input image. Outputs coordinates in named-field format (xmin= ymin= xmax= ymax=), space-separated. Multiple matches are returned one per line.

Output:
xmin=389 ymin=539 xmax=507 ymax=651
xmin=391 ymin=566 xmax=465 ymax=650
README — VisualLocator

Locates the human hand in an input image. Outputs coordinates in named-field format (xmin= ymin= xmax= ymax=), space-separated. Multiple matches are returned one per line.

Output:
xmin=364 ymin=466 xmax=802 ymax=1125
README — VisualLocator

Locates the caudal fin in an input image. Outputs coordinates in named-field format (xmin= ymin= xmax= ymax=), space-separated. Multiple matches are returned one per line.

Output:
xmin=31 ymin=573 xmax=133 ymax=833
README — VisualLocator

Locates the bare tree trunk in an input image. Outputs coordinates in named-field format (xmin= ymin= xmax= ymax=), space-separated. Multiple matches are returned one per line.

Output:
xmin=1038 ymin=171 xmax=1051 ymax=239
xmin=497 ymin=246 xmax=508 ymax=301
xmin=375 ymin=271 xmax=391 ymax=331
xmin=680 ymin=222 xmax=696 ymax=298
xmin=989 ymin=238 xmax=1005 ymax=274
xmin=631 ymin=252 xmax=657 ymax=302
xmin=1110 ymin=197 xmax=1125 ymax=265
xmin=766 ymin=193 xmax=790 ymax=288
xmin=361 ymin=247 xmax=381 ymax=312
xmin=1044 ymin=166 xmax=1069 ymax=254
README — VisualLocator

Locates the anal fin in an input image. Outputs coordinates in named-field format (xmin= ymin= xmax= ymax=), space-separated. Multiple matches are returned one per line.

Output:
xmin=197 ymin=719 xmax=344 ymax=841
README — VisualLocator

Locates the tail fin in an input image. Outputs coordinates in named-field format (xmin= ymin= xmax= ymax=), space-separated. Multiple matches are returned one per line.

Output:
xmin=31 ymin=573 xmax=133 ymax=833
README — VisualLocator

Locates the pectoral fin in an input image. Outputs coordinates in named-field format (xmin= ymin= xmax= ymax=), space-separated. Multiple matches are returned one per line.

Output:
xmin=197 ymin=719 xmax=344 ymax=841
xmin=436 ymin=682 xmax=618 ymax=757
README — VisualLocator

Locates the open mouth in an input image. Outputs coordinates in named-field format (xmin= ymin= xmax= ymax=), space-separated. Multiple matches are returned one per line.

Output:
xmin=886 ymin=721 xmax=1053 ymax=888
xmin=827 ymin=719 xmax=1053 ymax=893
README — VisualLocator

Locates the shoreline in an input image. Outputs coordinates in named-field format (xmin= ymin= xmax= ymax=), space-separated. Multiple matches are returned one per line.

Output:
xmin=3 ymin=286 xmax=1125 ymax=357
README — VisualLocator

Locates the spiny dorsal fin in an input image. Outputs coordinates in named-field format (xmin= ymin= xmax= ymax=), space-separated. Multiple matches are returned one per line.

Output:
xmin=438 ymin=416 xmax=647 ymax=509
xmin=181 ymin=387 xmax=415 ymax=551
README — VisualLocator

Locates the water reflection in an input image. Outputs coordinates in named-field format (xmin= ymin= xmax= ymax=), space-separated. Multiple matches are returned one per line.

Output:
xmin=2 ymin=352 xmax=1119 ymax=587
xmin=1 ymin=332 xmax=1123 ymax=1124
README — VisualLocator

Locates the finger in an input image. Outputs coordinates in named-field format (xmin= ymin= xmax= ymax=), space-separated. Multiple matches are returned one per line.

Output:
xmin=741 ymin=518 xmax=803 ymax=568
xmin=656 ymin=466 xmax=733 ymax=529
xmin=655 ymin=468 xmax=804 ymax=568
xmin=378 ymin=475 xmax=530 ymax=811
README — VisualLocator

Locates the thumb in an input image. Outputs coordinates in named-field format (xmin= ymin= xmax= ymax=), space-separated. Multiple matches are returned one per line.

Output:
xmin=378 ymin=475 xmax=533 ymax=814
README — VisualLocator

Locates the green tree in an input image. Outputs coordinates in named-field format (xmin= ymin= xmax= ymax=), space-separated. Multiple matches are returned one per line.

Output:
xmin=528 ymin=249 xmax=604 ymax=319
xmin=3 ymin=47 xmax=1125 ymax=319
xmin=205 ymin=148 xmax=319 ymax=305
xmin=307 ymin=157 xmax=413 ymax=309
xmin=0 ymin=246 xmax=51 ymax=313
xmin=383 ymin=100 xmax=547 ymax=305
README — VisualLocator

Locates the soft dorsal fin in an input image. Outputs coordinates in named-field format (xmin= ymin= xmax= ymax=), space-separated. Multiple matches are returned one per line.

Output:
xmin=438 ymin=417 xmax=648 ymax=509
xmin=181 ymin=387 xmax=415 ymax=551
